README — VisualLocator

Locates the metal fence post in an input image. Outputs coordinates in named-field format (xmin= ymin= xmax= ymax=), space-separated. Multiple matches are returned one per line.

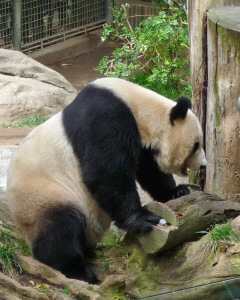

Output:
xmin=106 ymin=0 xmax=113 ymax=25
xmin=13 ymin=0 xmax=22 ymax=51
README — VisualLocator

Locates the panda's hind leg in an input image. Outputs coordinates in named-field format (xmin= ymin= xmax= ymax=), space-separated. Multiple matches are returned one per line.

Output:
xmin=32 ymin=204 xmax=98 ymax=284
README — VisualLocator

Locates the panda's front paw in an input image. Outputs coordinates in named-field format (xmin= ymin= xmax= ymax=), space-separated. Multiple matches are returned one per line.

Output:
xmin=116 ymin=208 xmax=162 ymax=234
xmin=171 ymin=184 xmax=190 ymax=199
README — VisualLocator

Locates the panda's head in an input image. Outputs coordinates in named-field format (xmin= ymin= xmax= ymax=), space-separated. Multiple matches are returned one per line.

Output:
xmin=154 ymin=96 xmax=207 ymax=177
xmin=92 ymin=78 xmax=206 ymax=177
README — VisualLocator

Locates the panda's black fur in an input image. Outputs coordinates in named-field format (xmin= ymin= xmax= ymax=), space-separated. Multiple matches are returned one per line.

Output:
xmin=7 ymin=78 xmax=206 ymax=284
xmin=32 ymin=205 xmax=94 ymax=282
xmin=33 ymin=85 xmax=189 ymax=282
xmin=63 ymin=85 xmax=173 ymax=229
xmin=137 ymin=147 xmax=190 ymax=201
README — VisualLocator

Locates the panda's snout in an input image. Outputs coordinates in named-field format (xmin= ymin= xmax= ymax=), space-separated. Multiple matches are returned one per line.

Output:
xmin=198 ymin=149 xmax=207 ymax=167
xmin=201 ymin=155 xmax=207 ymax=167
xmin=185 ymin=149 xmax=207 ymax=172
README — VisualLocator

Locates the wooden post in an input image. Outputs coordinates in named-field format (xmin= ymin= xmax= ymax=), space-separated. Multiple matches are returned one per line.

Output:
xmin=188 ymin=0 xmax=240 ymax=200
xmin=13 ymin=0 xmax=22 ymax=51
xmin=206 ymin=7 xmax=240 ymax=202
xmin=106 ymin=0 xmax=113 ymax=25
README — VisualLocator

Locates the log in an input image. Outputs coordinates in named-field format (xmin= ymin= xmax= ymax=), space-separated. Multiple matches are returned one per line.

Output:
xmin=205 ymin=7 xmax=240 ymax=202
xmin=188 ymin=0 xmax=239 ymax=195
xmin=139 ymin=191 xmax=240 ymax=254
xmin=188 ymin=0 xmax=240 ymax=120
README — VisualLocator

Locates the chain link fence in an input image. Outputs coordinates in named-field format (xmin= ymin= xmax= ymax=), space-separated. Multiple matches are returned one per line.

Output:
xmin=0 ymin=1 xmax=13 ymax=49
xmin=0 ymin=0 xmax=107 ymax=52
xmin=115 ymin=0 xmax=160 ymax=30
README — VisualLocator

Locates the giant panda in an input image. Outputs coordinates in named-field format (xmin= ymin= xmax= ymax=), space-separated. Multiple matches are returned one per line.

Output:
xmin=7 ymin=77 xmax=206 ymax=284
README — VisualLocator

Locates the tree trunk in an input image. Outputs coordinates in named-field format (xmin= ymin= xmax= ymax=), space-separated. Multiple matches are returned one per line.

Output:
xmin=206 ymin=7 xmax=240 ymax=202
xmin=188 ymin=0 xmax=240 ymax=201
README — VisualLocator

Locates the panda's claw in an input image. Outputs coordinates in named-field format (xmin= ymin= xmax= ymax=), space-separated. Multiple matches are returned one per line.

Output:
xmin=171 ymin=184 xmax=190 ymax=199
xmin=144 ymin=211 xmax=162 ymax=224
xmin=116 ymin=208 xmax=162 ymax=234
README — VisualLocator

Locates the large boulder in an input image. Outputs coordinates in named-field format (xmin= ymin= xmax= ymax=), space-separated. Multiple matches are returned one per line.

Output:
xmin=0 ymin=49 xmax=77 ymax=123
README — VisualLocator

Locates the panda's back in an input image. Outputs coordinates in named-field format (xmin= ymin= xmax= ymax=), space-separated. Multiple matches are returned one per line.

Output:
xmin=8 ymin=113 xmax=79 ymax=211
xmin=8 ymin=112 xmax=78 ymax=189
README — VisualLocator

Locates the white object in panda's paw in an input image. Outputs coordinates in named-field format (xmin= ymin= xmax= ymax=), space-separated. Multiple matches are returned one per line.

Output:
xmin=159 ymin=218 xmax=167 ymax=226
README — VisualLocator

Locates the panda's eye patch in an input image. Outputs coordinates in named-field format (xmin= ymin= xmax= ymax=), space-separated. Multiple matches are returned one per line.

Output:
xmin=192 ymin=142 xmax=199 ymax=154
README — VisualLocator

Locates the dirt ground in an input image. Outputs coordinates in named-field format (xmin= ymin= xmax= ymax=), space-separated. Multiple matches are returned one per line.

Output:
xmin=0 ymin=41 xmax=115 ymax=145
xmin=47 ymin=41 xmax=115 ymax=92
xmin=0 ymin=128 xmax=32 ymax=145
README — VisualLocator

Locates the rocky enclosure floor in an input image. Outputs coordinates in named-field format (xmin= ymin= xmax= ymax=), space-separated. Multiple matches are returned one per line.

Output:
xmin=0 ymin=128 xmax=32 ymax=146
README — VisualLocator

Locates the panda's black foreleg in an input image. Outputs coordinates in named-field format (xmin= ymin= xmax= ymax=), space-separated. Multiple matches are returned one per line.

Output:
xmin=136 ymin=148 xmax=190 ymax=202
xmin=84 ymin=171 xmax=162 ymax=234
xmin=64 ymin=91 xmax=163 ymax=234
xmin=32 ymin=204 xmax=99 ymax=284
xmin=170 ymin=184 xmax=190 ymax=199
xmin=114 ymin=204 xmax=162 ymax=233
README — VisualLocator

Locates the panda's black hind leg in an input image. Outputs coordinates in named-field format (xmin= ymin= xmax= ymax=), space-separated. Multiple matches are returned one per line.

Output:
xmin=32 ymin=204 xmax=99 ymax=284
xmin=62 ymin=261 xmax=99 ymax=284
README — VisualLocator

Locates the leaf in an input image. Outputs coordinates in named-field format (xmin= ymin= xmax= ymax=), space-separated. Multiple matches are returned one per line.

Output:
xmin=97 ymin=3 xmax=190 ymax=94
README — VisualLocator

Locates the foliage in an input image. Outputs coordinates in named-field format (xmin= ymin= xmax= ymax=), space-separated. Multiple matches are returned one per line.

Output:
xmin=0 ymin=229 xmax=22 ymax=276
xmin=0 ymin=224 xmax=31 ymax=276
xmin=129 ymin=71 xmax=192 ymax=99
xmin=37 ymin=284 xmax=51 ymax=293
xmin=103 ymin=260 xmax=110 ymax=271
xmin=153 ymin=0 xmax=188 ymax=14
xmin=2 ymin=115 xmax=48 ymax=128
xmin=97 ymin=3 xmax=190 ymax=98
xmin=96 ymin=229 xmax=125 ymax=253
xmin=96 ymin=229 xmax=126 ymax=273
xmin=0 ymin=230 xmax=15 ymax=244
xmin=17 ymin=238 xmax=32 ymax=256
xmin=0 ymin=222 xmax=16 ymax=232
xmin=58 ymin=288 xmax=71 ymax=295
xmin=0 ymin=244 xmax=22 ymax=276
xmin=199 ymin=223 xmax=240 ymax=253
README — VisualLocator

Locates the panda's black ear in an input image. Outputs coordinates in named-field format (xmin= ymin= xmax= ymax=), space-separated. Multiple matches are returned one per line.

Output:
xmin=170 ymin=96 xmax=192 ymax=125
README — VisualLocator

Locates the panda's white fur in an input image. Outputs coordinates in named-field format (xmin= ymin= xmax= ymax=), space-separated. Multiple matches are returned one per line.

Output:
xmin=7 ymin=77 xmax=206 ymax=283
xmin=8 ymin=112 xmax=111 ymax=247
xmin=94 ymin=78 xmax=206 ymax=176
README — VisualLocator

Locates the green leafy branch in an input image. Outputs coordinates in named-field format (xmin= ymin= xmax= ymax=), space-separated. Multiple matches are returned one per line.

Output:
xmin=97 ymin=3 xmax=190 ymax=96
